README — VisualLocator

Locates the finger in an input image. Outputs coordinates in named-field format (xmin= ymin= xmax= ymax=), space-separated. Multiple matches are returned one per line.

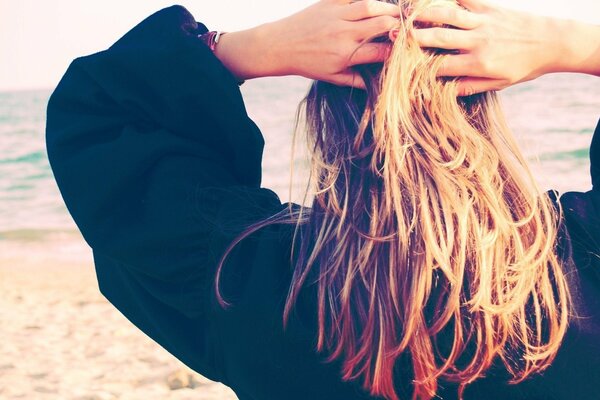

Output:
xmin=437 ymin=54 xmax=500 ymax=79
xmin=349 ymin=42 xmax=393 ymax=65
xmin=437 ymin=54 xmax=476 ymax=77
xmin=343 ymin=0 xmax=401 ymax=21
xmin=329 ymin=71 xmax=367 ymax=89
xmin=414 ymin=27 xmax=475 ymax=51
xmin=355 ymin=15 xmax=399 ymax=38
xmin=455 ymin=77 xmax=507 ymax=96
xmin=414 ymin=7 xmax=482 ymax=30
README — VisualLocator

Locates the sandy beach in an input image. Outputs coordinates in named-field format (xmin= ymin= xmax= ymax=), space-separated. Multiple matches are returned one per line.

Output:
xmin=1 ymin=66 xmax=599 ymax=400
xmin=0 ymin=235 xmax=238 ymax=400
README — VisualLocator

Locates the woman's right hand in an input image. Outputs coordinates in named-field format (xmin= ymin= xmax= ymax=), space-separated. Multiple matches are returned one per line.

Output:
xmin=215 ymin=0 xmax=401 ymax=88
xmin=412 ymin=0 xmax=600 ymax=96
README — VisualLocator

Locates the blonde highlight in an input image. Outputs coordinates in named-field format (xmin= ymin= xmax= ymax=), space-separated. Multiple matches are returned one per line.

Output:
xmin=215 ymin=0 xmax=571 ymax=398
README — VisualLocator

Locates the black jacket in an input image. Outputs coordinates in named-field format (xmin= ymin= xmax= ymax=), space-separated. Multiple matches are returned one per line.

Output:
xmin=46 ymin=5 xmax=600 ymax=400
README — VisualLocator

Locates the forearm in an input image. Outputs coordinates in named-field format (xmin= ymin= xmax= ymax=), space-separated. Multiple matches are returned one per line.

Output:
xmin=549 ymin=18 xmax=600 ymax=77
xmin=208 ymin=1 xmax=400 ymax=88
xmin=214 ymin=23 xmax=285 ymax=81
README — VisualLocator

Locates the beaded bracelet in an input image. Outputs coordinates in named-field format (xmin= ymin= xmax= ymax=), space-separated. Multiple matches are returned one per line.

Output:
xmin=198 ymin=31 xmax=245 ymax=86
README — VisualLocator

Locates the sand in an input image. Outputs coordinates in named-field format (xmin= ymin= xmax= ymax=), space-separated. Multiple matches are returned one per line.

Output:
xmin=0 ymin=237 xmax=238 ymax=400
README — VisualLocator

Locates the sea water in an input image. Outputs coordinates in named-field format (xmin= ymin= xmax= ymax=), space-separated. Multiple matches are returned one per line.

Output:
xmin=0 ymin=74 xmax=598 ymax=249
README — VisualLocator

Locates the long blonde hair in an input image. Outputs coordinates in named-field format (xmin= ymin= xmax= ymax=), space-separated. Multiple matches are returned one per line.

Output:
xmin=216 ymin=0 xmax=571 ymax=398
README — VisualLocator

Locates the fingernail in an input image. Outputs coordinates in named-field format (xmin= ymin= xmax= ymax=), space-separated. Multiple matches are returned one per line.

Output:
xmin=389 ymin=29 xmax=399 ymax=41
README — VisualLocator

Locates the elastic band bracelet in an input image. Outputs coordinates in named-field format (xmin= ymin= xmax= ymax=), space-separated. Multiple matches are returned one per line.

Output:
xmin=198 ymin=31 xmax=245 ymax=86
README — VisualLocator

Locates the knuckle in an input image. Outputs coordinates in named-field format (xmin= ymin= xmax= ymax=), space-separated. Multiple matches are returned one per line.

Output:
xmin=478 ymin=32 xmax=492 ymax=46
xmin=343 ymin=43 xmax=360 ymax=62
xmin=335 ymin=45 xmax=351 ymax=61
xmin=361 ymin=0 xmax=377 ymax=16
xmin=464 ymin=56 xmax=481 ymax=73
xmin=468 ymin=12 xmax=483 ymax=27
xmin=434 ymin=28 xmax=451 ymax=45
xmin=476 ymin=58 xmax=492 ymax=74
xmin=478 ymin=13 xmax=492 ymax=27
xmin=472 ymin=57 xmax=485 ymax=71
xmin=446 ymin=8 xmax=459 ymax=23
xmin=335 ymin=21 xmax=353 ymax=38
xmin=378 ymin=16 xmax=398 ymax=30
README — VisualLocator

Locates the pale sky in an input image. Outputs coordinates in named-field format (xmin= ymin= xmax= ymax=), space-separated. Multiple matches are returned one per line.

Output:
xmin=0 ymin=0 xmax=599 ymax=91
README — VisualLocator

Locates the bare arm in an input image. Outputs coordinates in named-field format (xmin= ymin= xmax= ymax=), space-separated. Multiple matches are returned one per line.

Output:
xmin=213 ymin=0 xmax=400 ymax=88
xmin=412 ymin=0 xmax=600 ymax=95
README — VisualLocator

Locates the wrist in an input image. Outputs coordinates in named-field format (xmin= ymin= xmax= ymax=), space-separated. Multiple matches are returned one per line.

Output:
xmin=544 ymin=17 xmax=600 ymax=76
xmin=213 ymin=22 xmax=289 ymax=81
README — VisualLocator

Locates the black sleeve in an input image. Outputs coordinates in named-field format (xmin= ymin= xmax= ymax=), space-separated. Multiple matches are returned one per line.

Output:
xmin=531 ymin=120 xmax=600 ymax=400
xmin=46 ymin=5 xmax=286 ymax=318
xmin=560 ymin=119 xmax=600 ymax=274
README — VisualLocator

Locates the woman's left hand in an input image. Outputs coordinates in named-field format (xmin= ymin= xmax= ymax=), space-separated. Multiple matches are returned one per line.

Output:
xmin=411 ymin=0 xmax=600 ymax=96
xmin=215 ymin=0 xmax=401 ymax=88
